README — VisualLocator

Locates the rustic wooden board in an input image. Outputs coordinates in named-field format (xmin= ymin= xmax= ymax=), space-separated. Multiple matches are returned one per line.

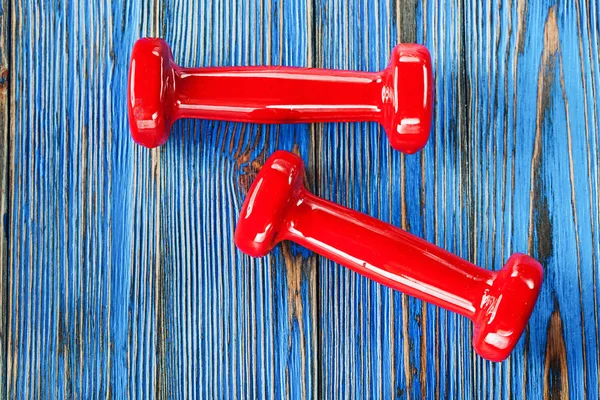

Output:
xmin=315 ymin=0 xmax=600 ymax=398
xmin=4 ymin=0 xmax=600 ymax=398
xmin=157 ymin=0 xmax=318 ymax=398
xmin=7 ymin=0 xmax=318 ymax=398
xmin=0 ymin=0 xmax=9 ymax=397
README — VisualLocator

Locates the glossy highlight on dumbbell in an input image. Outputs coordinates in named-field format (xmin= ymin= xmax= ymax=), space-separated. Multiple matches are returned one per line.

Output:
xmin=234 ymin=151 xmax=544 ymax=362
xmin=128 ymin=38 xmax=433 ymax=153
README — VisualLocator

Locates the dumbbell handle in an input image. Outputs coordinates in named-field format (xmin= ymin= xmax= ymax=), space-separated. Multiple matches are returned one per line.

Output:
xmin=280 ymin=190 xmax=490 ymax=318
xmin=173 ymin=67 xmax=384 ymax=124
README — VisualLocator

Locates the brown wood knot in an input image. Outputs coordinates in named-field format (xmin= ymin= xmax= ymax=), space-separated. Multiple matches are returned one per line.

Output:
xmin=235 ymin=151 xmax=264 ymax=197
xmin=281 ymin=242 xmax=306 ymax=326
xmin=0 ymin=67 xmax=8 ymax=91
xmin=235 ymin=143 xmax=305 ymax=196
xmin=543 ymin=301 xmax=570 ymax=400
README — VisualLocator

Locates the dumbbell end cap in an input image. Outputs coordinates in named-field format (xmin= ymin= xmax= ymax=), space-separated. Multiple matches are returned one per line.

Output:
xmin=235 ymin=151 xmax=306 ymax=257
xmin=383 ymin=44 xmax=433 ymax=154
xmin=128 ymin=38 xmax=175 ymax=148
xmin=472 ymin=253 xmax=544 ymax=362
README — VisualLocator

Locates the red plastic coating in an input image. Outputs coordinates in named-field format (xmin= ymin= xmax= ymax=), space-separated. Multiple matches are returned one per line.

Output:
xmin=235 ymin=151 xmax=544 ymax=362
xmin=128 ymin=38 xmax=433 ymax=153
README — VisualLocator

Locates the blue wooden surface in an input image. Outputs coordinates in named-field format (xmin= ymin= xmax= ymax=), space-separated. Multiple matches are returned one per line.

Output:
xmin=4 ymin=0 xmax=599 ymax=398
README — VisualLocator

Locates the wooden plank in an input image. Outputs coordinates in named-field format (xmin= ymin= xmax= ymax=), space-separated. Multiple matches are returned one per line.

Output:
xmin=6 ymin=0 xmax=317 ymax=398
xmin=5 ymin=0 xmax=156 ymax=397
xmin=0 ymin=0 xmax=9 ymax=396
xmin=122 ymin=1 xmax=164 ymax=397
xmin=156 ymin=0 xmax=317 ymax=398
xmin=315 ymin=0 xmax=600 ymax=398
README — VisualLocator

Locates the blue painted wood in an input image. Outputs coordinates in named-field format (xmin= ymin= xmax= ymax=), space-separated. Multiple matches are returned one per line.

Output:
xmin=315 ymin=0 xmax=599 ymax=398
xmin=7 ymin=0 xmax=318 ymax=398
xmin=157 ymin=1 xmax=317 ymax=398
xmin=5 ymin=0 xmax=599 ymax=398
xmin=0 ymin=0 xmax=8 ymax=397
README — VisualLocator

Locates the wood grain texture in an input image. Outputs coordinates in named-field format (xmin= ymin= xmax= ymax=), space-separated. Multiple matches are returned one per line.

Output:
xmin=4 ymin=0 xmax=600 ymax=398
xmin=314 ymin=0 xmax=599 ymax=398
xmin=0 ymin=0 xmax=9 ymax=398
xmin=157 ymin=0 xmax=317 ymax=398
xmin=7 ymin=0 xmax=318 ymax=398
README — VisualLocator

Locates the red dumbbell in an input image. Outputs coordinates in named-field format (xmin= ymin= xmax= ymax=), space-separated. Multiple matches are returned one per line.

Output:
xmin=235 ymin=151 xmax=544 ymax=362
xmin=128 ymin=38 xmax=433 ymax=153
